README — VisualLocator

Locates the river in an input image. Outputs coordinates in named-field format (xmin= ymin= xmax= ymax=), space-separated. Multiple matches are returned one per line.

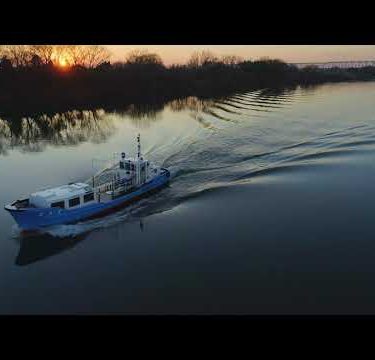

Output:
xmin=1 ymin=82 xmax=375 ymax=314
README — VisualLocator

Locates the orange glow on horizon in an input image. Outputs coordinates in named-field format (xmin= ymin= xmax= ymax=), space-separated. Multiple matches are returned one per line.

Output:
xmin=58 ymin=57 xmax=68 ymax=68
xmin=105 ymin=45 xmax=375 ymax=66
xmin=50 ymin=48 xmax=72 ymax=70
xmin=59 ymin=57 xmax=68 ymax=67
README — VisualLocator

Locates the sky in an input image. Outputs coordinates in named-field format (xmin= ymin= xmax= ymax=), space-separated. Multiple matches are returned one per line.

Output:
xmin=105 ymin=45 xmax=375 ymax=65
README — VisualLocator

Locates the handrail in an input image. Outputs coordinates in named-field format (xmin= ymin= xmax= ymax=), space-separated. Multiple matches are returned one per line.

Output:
xmin=94 ymin=175 xmax=136 ymax=196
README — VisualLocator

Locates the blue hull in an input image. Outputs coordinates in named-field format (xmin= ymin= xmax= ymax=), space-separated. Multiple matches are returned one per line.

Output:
xmin=5 ymin=169 xmax=170 ymax=231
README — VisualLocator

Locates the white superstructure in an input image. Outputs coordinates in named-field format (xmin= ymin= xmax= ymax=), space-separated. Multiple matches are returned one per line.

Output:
xmin=29 ymin=183 xmax=93 ymax=208
xmin=28 ymin=134 xmax=163 ymax=209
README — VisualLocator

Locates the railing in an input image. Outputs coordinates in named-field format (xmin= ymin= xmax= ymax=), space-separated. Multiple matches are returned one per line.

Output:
xmin=92 ymin=170 xmax=115 ymax=187
xmin=94 ymin=173 xmax=137 ymax=201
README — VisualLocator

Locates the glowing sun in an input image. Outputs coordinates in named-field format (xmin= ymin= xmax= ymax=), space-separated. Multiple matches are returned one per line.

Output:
xmin=58 ymin=57 xmax=68 ymax=67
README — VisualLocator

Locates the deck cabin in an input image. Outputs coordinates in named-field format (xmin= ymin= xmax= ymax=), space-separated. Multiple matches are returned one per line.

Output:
xmin=29 ymin=183 xmax=94 ymax=209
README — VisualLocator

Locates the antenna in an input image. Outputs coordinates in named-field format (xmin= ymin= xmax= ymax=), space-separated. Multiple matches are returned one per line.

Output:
xmin=137 ymin=133 xmax=141 ymax=158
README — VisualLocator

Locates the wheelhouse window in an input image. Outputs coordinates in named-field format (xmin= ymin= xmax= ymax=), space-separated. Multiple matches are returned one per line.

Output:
xmin=69 ymin=197 xmax=80 ymax=208
xmin=51 ymin=201 xmax=65 ymax=209
xmin=84 ymin=192 xmax=95 ymax=203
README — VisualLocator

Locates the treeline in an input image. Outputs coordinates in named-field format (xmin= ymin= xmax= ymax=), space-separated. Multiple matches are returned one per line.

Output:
xmin=1 ymin=46 xmax=375 ymax=117
xmin=0 ymin=45 xmax=110 ymax=68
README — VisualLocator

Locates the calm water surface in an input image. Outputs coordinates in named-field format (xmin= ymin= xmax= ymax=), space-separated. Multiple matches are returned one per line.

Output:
xmin=1 ymin=82 xmax=375 ymax=314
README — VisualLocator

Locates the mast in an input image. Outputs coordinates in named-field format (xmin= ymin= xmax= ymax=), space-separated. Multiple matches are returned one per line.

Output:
xmin=137 ymin=133 xmax=141 ymax=158
xmin=136 ymin=134 xmax=141 ymax=185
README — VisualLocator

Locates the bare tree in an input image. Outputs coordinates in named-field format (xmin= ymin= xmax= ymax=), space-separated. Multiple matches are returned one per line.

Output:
xmin=126 ymin=49 xmax=163 ymax=66
xmin=66 ymin=45 xmax=85 ymax=66
xmin=83 ymin=45 xmax=111 ymax=68
xmin=0 ymin=45 xmax=7 ymax=58
xmin=0 ymin=56 xmax=13 ymax=71
xmin=1 ymin=45 xmax=32 ymax=67
xmin=67 ymin=45 xmax=110 ymax=68
xmin=187 ymin=50 xmax=218 ymax=68
xmin=0 ymin=45 xmax=111 ymax=69
xmin=30 ymin=55 xmax=43 ymax=67
xmin=29 ymin=45 xmax=54 ymax=64
xmin=221 ymin=55 xmax=243 ymax=66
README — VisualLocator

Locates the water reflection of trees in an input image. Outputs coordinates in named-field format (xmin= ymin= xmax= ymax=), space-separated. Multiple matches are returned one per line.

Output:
xmin=0 ymin=87 xmax=307 ymax=155
xmin=168 ymin=97 xmax=221 ymax=128
xmin=119 ymin=103 xmax=164 ymax=128
xmin=298 ymin=83 xmax=320 ymax=94
xmin=0 ymin=102 xmax=172 ymax=155
xmin=0 ymin=109 xmax=114 ymax=155
xmin=256 ymin=85 xmax=318 ymax=98
xmin=0 ymin=103 xmax=171 ymax=155
xmin=255 ymin=85 xmax=298 ymax=98
xmin=168 ymin=96 xmax=217 ymax=113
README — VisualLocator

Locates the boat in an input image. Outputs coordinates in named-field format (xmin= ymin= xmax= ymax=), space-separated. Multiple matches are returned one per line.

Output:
xmin=4 ymin=134 xmax=170 ymax=231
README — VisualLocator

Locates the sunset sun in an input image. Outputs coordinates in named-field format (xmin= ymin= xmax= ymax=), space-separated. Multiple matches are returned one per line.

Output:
xmin=58 ymin=57 xmax=68 ymax=68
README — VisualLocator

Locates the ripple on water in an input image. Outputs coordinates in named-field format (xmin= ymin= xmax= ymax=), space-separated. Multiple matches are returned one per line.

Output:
xmin=4 ymin=83 xmax=375 ymax=241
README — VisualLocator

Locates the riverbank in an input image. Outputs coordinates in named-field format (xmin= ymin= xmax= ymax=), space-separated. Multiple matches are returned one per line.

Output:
xmin=1 ymin=58 xmax=375 ymax=119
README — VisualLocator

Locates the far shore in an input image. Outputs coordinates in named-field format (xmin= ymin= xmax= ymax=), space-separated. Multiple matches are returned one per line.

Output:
xmin=1 ymin=47 xmax=375 ymax=119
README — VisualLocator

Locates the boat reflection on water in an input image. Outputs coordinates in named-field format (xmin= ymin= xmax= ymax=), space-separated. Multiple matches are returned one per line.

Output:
xmin=15 ymin=231 xmax=88 ymax=266
xmin=15 ymin=219 xmax=146 ymax=266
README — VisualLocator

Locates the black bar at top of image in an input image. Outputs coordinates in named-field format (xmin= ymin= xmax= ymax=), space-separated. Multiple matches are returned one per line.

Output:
xmin=0 ymin=18 xmax=374 ymax=44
